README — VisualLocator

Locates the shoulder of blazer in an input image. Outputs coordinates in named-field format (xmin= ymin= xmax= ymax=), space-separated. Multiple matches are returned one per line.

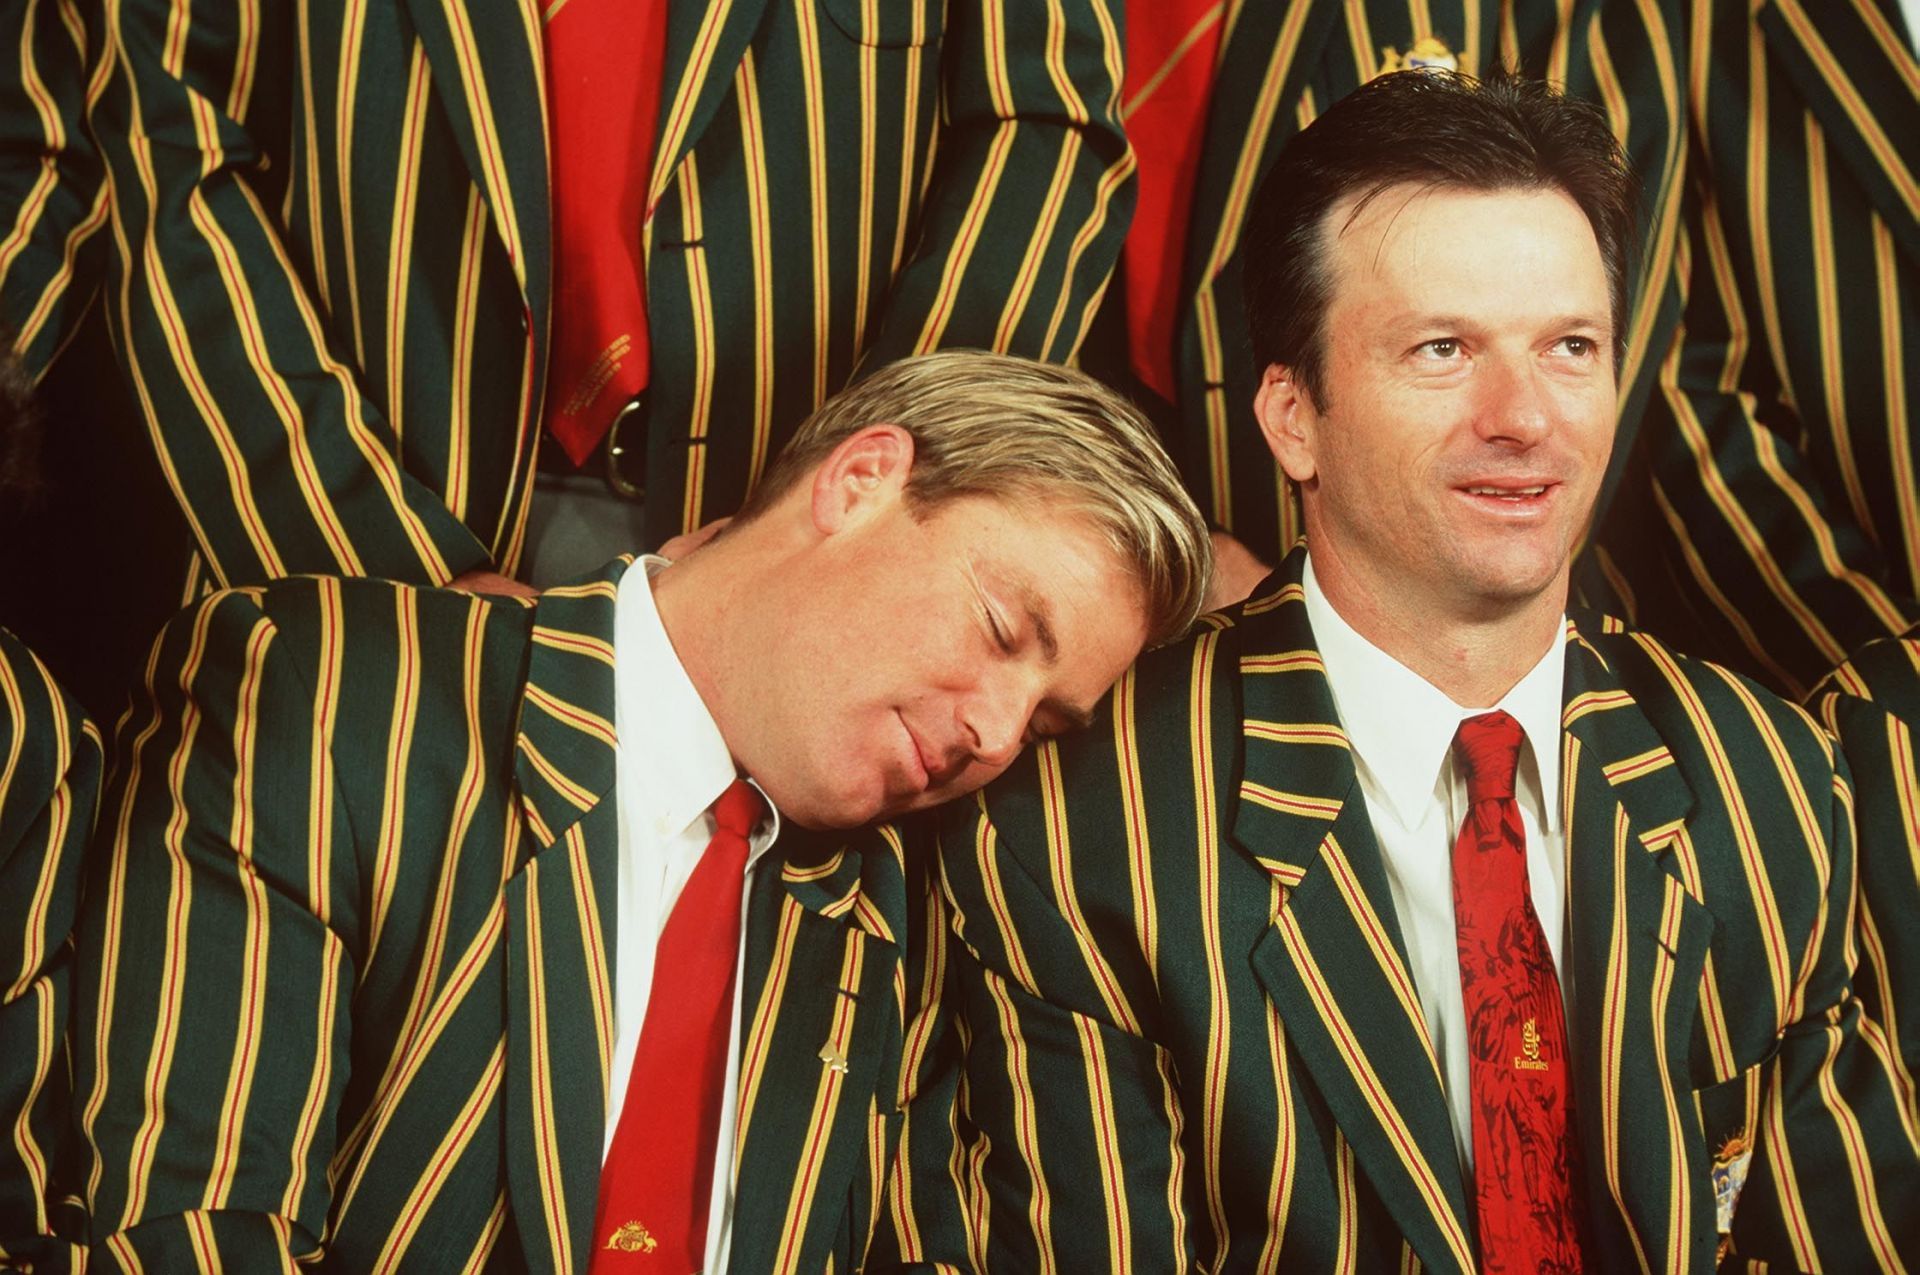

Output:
xmin=1807 ymin=625 xmax=1920 ymax=709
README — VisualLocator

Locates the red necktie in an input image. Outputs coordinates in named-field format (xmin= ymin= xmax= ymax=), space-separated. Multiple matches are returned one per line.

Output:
xmin=542 ymin=0 xmax=670 ymax=466
xmin=1450 ymin=711 xmax=1586 ymax=1274
xmin=590 ymin=779 xmax=766 ymax=1270
xmin=1121 ymin=1 xmax=1224 ymax=404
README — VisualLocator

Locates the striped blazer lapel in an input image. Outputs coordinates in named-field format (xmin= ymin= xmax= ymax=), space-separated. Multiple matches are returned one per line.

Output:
xmin=647 ymin=0 xmax=774 ymax=217
xmin=1757 ymin=0 xmax=1920 ymax=262
xmin=401 ymin=0 xmax=553 ymax=327
xmin=725 ymin=824 xmax=907 ymax=1272
xmin=1230 ymin=553 xmax=1477 ymax=1275
xmin=505 ymin=564 xmax=625 ymax=1273
xmin=1559 ymin=624 xmax=1721 ymax=1271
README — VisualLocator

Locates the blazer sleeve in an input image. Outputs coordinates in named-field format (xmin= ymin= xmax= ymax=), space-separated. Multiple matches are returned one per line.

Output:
xmin=1727 ymin=735 xmax=1920 ymax=1269
xmin=1600 ymin=187 xmax=1917 ymax=700
xmin=70 ymin=591 xmax=358 ymax=1264
xmin=91 ymin=0 xmax=490 ymax=589
xmin=0 ymin=0 xmax=107 ymax=383
xmin=911 ymin=791 xmax=1194 ymax=1273
xmin=852 ymin=0 xmax=1134 ymax=369
xmin=0 ymin=632 xmax=100 ymax=1272
xmin=1808 ymin=635 xmax=1920 ymax=1099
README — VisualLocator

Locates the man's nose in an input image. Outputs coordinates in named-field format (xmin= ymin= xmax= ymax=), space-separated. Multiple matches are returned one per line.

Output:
xmin=1475 ymin=356 xmax=1552 ymax=447
xmin=962 ymin=685 xmax=1028 ymax=771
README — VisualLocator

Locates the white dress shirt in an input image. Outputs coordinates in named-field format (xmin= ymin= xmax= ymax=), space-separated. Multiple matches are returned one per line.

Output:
xmin=1901 ymin=0 xmax=1920 ymax=58
xmin=1301 ymin=557 xmax=1566 ymax=1174
xmin=607 ymin=555 xmax=780 ymax=1273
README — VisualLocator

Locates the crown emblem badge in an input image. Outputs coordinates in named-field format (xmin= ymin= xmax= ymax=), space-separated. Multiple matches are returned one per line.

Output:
xmin=1377 ymin=36 xmax=1460 ymax=78
xmin=605 ymin=1221 xmax=658 ymax=1253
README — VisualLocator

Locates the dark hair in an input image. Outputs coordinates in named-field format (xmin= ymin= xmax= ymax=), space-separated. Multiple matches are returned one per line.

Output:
xmin=1241 ymin=68 xmax=1639 ymax=408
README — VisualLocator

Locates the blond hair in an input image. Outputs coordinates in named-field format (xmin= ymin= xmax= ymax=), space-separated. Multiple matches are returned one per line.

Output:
xmin=737 ymin=350 xmax=1212 ymax=645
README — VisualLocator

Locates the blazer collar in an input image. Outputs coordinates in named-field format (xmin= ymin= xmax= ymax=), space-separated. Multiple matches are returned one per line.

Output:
xmin=1759 ymin=0 xmax=1920 ymax=263
xmin=513 ymin=560 xmax=626 ymax=853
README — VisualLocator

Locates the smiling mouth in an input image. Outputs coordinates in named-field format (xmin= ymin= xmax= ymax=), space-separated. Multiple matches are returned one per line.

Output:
xmin=1461 ymin=483 xmax=1553 ymax=499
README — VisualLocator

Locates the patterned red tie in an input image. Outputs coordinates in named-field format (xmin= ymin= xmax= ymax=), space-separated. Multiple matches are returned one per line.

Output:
xmin=1450 ymin=711 xmax=1586 ymax=1273
xmin=590 ymin=779 xmax=766 ymax=1271
xmin=541 ymin=0 xmax=669 ymax=466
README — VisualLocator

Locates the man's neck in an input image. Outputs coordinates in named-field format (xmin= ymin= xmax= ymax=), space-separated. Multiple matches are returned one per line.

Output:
xmin=1305 ymin=544 xmax=1566 ymax=710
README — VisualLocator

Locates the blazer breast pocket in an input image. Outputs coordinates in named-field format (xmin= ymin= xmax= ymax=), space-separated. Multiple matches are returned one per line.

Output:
xmin=1691 ymin=1052 xmax=1771 ymax=1242
xmin=818 ymin=0 xmax=945 ymax=49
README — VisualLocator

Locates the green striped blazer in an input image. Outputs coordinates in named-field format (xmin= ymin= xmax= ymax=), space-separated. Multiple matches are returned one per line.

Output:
xmin=919 ymin=546 xmax=1919 ymax=1272
xmin=1808 ymin=630 xmax=1920 ymax=1121
xmin=1129 ymin=0 xmax=1687 ymax=564
xmin=0 ymin=629 xmax=100 ymax=1274
xmin=0 ymin=0 xmax=106 ymax=381
xmin=91 ymin=0 xmax=1133 ymax=589
xmin=69 ymin=563 xmax=950 ymax=1272
xmin=1583 ymin=0 xmax=1920 ymax=699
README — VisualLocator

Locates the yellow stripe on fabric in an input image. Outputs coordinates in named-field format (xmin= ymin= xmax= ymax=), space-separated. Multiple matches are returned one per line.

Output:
xmin=995 ymin=962 xmax=1060 ymax=1274
xmin=207 ymin=621 xmax=278 ymax=1209
xmin=9 ymin=180 xmax=109 ymax=363
xmin=1321 ymin=833 xmax=1444 ymax=1083
xmin=772 ymin=937 xmax=867 ymax=1275
xmin=1647 ymin=881 xmax=1690 ymax=1271
xmin=522 ymin=683 xmax=616 ymax=749
xmin=120 ymin=597 xmax=221 ymax=1229
xmin=1038 ymin=744 xmax=1138 ymax=1032
xmin=449 ymin=190 xmax=486 ymax=524
xmin=1113 ymin=670 xmax=1161 ymax=977
xmin=1810 ymin=1019 xmax=1907 ymax=1268
xmin=672 ymin=156 xmax=717 ymax=534
xmin=1636 ymin=640 xmax=1794 ymax=1010
xmin=372 ymin=1042 xmax=507 ymax=1275
xmin=795 ymin=0 xmax=833 ymax=406
xmin=733 ymin=902 xmax=805 ymax=1161
xmin=569 ymin=830 xmax=615 ymax=1100
xmin=1185 ymin=630 xmax=1235 ymax=1260
xmin=649 ymin=0 xmax=736 ymax=213
xmin=1647 ymin=478 xmax=1799 ymax=693
xmin=1588 ymin=783 xmax=1656 ymax=1275
xmin=1803 ymin=119 xmax=1874 ymax=537
xmin=1875 ymin=218 xmax=1917 ymax=581
xmin=992 ymin=0 xmax=1084 ymax=351
xmin=384 ymin=45 xmax=433 ymax=450
xmin=1071 ymin=1011 xmax=1132 ymax=1270
xmin=367 ymin=591 xmax=423 ymax=965
xmin=1256 ymin=998 xmax=1296 ymax=1270
xmin=732 ymin=52 xmax=777 ymax=492
xmin=1774 ymin=0 xmax=1919 ymax=219
xmin=521 ymin=854 xmax=573 ymax=1274
xmin=336 ymin=0 xmax=371 ymax=363
xmin=853 ymin=0 xmax=879 ymax=351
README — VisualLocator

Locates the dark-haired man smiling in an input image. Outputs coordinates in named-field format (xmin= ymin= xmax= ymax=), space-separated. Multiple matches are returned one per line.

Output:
xmin=930 ymin=71 xmax=1918 ymax=1271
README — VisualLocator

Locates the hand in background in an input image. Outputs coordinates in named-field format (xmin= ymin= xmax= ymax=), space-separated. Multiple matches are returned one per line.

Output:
xmin=1205 ymin=530 xmax=1271 ymax=612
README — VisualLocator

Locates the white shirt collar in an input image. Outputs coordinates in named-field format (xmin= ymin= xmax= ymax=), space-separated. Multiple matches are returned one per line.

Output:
xmin=1301 ymin=554 xmax=1564 ymax=833
xmin=615 ymin=556 xmax=781 ymax=852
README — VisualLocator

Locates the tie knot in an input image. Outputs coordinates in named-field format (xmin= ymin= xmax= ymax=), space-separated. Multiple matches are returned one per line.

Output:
xmin=712 ymin=778 xmax=766 ymax=840
xmin=1454 ymin=710 xmax=1524 ymax=804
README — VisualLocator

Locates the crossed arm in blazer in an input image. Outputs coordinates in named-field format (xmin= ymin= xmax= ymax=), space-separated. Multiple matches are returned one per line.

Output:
xmin=1585 ymin=0 xmax=1920 ymax=700
xmin=0 ymin=631 xmax=100 ymax=1273
xmin=1810 ymin=632 xmax=1920 ymax=1118
xmin=94 ymin=0 xmax=1136 ymax=588
xmin=0 ymin=0 xmax=106 ymax=383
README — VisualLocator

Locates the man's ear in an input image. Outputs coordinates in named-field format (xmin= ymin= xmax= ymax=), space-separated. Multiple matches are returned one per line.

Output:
xmin=810 ymin=424 xmax=915 ymax=532
xmin=1253 ymin=363 xmax=1319 ymax=484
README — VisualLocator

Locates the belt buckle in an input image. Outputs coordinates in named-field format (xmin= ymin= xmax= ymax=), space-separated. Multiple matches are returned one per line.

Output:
xmin=603 ymin=393 xmax=646 ymax=500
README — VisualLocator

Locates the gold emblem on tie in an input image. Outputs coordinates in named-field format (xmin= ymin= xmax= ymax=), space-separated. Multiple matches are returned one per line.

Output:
xmin=604 ymin=1221 xmax=659 ymax=1253
xmin=1513 ymin=1017 xmax=1550 ymax=1071
xmin=1376 ymin=36 xmax=1460 ymax=78
xmin=819 ymin=1045 xmax=851 ymax=1075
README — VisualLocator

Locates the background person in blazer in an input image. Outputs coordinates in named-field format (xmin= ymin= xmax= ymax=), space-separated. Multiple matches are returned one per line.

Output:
xmin=922 ymin=74 xmax=1918 ymax=1271
xmin=1086 ymin=0 xmax=1688 ymax=600
xmin=89 ymin=0 xmax=1137 ymax=596
xmin=66 ymin=352 xmax=1212 ymax=1270
xmin=1581 ymin=0 xmax=1920 ymax=701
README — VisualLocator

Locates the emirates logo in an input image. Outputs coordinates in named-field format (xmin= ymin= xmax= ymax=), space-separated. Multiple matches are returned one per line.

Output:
xmin=1514 ymin=1017 xmax=1550 ymax=1072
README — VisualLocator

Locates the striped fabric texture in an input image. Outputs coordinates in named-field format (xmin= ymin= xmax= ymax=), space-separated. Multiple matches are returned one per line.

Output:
xmin=90 ymin=0 xmax=1135 ymax=589
xmin=1583 ymin=0 xmax=1920 ymax=698
xmin=1808 ymin=629 xmax=1920 ymax=1141
xmin=0 ymin=629 xmax=100 ymax=1274
xmin=1143 ymin=0 xmax=1688 ymax=567
xmin=0 ymin=0 xmax=106 ymax=381
xmin=915 ymin=545 xmax=1919 ymax=1272
xmin=69 ymin=562 xmax=950 ymax=1271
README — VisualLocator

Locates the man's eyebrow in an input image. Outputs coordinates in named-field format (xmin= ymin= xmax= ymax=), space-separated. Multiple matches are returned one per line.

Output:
xmin=1016 ymin=580 xmax=1060 ymax=665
